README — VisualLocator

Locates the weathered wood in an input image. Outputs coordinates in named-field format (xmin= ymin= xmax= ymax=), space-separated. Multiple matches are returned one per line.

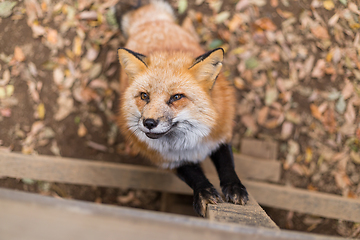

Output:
xmin=207 ymin=195 xmax=279 ymax=229
xmin=0 ymin=188 xmax=348 ymax=240
xmin=0 ymin=151 xmax=280 ymax=187
xmin=203 ymin=154 xmax=281 ymax=182
xmin=0 ymin=151 xmax=191 ymax=194
xmin=1 ymin=152 xmax=360 ymax=222
xmin=246 ymin=181 xmax=360 ymax=223
xmin=241 ymin=139 xmax=278 ymax=160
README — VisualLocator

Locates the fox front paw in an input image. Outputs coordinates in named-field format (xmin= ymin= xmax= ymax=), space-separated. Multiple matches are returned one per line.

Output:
xmin=222 ymin=182 xmax=249 ymax=205
xmin=193 ymin=186 xmax=223 ymax=217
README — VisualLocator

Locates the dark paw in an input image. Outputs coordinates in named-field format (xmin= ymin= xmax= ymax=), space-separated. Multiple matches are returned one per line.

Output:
xmin=222 ymin=182 xmax=249 ymax=205
xmin=193 ymin=186 xmax=223 ymax=217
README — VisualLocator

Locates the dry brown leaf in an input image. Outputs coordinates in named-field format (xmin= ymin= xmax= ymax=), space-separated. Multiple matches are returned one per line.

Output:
xmin=344 ymin=100 xmax=355 ymax=124
xmin=310 ymin=25 xmax=330 ymax=40
xmin=227 ymin=14 xmax=243 ymax=32
xmin=78 ymin=123 xmax=87 ymax=137
xmin=241 ymin=114 xmax=258 ymax=132
xmin=47 ymin=28 xmax=58 ymax=44
xmin=310 ymin=104 xmax=323 ymax=121
xmin=255 ymin=17 xmax=277 ymax=31
xmin=270 ymin=0 xmax=278 ymax=7
xmin=14 ymin=46 xmax=25 ymax=62
xmin=276 ymin=8 xmax=293 ymax=18
xmin=341 ymin=79 xmax=353 ymax=100
xmin=322 ymin=108 xmax=336 ymax=134
xmin=257 ymin=106 xmax=269 ymax=125
xmin=311 ymin=59 xmax=326 ymax=78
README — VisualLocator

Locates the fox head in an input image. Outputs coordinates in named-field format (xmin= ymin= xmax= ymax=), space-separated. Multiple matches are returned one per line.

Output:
xmin=118 ymin=48 xmax=224 ymax=152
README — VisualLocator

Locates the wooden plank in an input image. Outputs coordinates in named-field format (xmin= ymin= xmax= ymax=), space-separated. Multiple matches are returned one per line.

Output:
xmin=202 ymin=154 xmax=281 ymax=183
xmin=1 ymin=152 xmax=360 ymax=222
xmin=245 ymin=181 xmax=360 ymax=223
xmin=0 ymin=188 xmax=348 ymax=240
xmin=0 ymin=151 xmax=191 ymax=194
xmin=0 ymin=151 xmax=280 ymax=186
xmin=207 ymin=195 xmax=279 ymax=229
xmin=241 ymin=139 xmax=278 ymax=160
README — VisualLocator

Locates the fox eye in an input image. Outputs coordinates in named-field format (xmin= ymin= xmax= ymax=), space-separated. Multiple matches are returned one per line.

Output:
xmin=169 ymin=94 xmax=184 ymax=103
xmin=140 ymin=92 xmax=149 ymax=101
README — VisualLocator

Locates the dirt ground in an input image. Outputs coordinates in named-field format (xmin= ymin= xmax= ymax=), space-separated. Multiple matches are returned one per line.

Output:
xmin=1 ymin=0 xmax=360 ymax=237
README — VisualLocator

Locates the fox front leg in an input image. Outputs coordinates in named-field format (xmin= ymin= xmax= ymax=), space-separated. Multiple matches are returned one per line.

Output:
xmin=210 ymin=144 xmax=249 ymax=205
xmin=176 ymin=163 xmax=223 ymax=217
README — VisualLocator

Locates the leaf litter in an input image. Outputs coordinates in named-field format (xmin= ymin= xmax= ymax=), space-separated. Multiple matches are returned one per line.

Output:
xmin=0 ymin=0 xmax=360 ymax=236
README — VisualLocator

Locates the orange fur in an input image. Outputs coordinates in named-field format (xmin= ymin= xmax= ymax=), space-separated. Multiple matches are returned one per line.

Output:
xmin=117 ymin=1 xmax=235 ymax=169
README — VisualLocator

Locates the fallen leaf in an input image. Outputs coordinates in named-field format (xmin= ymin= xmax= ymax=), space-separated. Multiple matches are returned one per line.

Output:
xmin=310 ymin=104 xmax=323 ymax=120
xmin=50 ymin=140 xmax=61 ymax=156
xmin=215 ymin=11 xmax=230 ymax=24
xmin=322 ymin=108 xmax=336 ymax=133
xmin=265 ymin=87 xmax=278 ymax=106
xmin=281 ymin=121 xmax=293 ymax=139
xmin=0 ymin=108 xmax=11 ymax=117
xmin=241 ymin=114 xmax=258 ymax=132
xmin=335 ymin=96 xmax=346 ymax=114
xmin=348 ymin=2 xmax=360 ymax=15
xmin=257 ymin=106 xmax=269 ymax=125
xmin=14 ymin=46 xmax=25 ymax=62
xmin=178 ymin=0 xmax=187 ymax=14
xmin=311 ymin=59 xmax=326 ymax=78
xmin=78 ymin=10 xmax=98 ymax=20
xmin=87 ymin=141 xmax=107 ymax=152
xmin=344 ymin=100 xmax=355 ymax=124
xmin=89 ymin=63 xmax=102 ymax=79
xmin=37 ymin=103 xmax=45 ymax=120
xmin=350 ymin=151 xmax=360 ymax=164
xmin=323 ymin=0 xmax=334 ymax=10
xmin=53 ymin=67 xmax=64 ymax=85
xmin=73 ymin=36 xmax=83 ymax=57
xmin=54 ymin=92 xmax=73 ymax=121
xmin=0 ymin=69 xmax=10 ymax=86
xmin=234 ymin=77 xmax=246 ymax=90
xmin=47 ymin=28 xmax=58 ymax=44
xmin=310 ymin=25 xmax=330 ymax=40
xmin=77 ymin=123 xmax=87 ymax=137
xmin=0 ymin=1 xmax=17 ymax=18
xmin=255 ymin=17 xmax=277 ymax=31
xmin=341 ymin=79 xmax=353 ymax=100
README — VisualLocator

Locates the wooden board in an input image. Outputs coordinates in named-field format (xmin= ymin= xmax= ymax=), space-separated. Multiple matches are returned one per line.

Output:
xmin=1 ymin=152 xmax=360 ymax=222
xmin=0 ymin=188 xmax=347 ymax=240
xmin=203 ymin=154 xmax=281 ymax=183
xmin=246 ymin=181 xmax=360 ymax=223
xmin=241 ymin=139 xmax=278 ymax=160
xmin=207 ymin=195 xmax=279 ymax=229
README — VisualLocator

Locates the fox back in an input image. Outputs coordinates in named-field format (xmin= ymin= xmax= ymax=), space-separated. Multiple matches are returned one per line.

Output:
xmin=118 ymin=1 xmax=235 ymax=169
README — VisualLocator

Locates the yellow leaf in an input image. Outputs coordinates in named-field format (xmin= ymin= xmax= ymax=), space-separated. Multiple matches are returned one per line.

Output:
xmin=326 ymin=51 xmax=333 ymax=62
xmin=6 ymin=85 xmax=14 ymax=96
xmin=73 ymin=36 xmax=82 ymax=56
xmin=323 ymin=0 xmax=334 ymax=10
xmin=305 ymin=147 xmax=313 ymax=163
xmin=37 ymin=103 xmax=45 ymax=120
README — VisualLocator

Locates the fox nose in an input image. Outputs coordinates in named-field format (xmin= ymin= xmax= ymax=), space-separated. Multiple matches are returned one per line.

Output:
xmin=143 ymin=118 xmax=158 ymax=130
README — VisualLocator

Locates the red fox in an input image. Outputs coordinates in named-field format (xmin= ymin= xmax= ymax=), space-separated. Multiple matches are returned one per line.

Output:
xmin=117 ymin=0 xmax=248 ymax=217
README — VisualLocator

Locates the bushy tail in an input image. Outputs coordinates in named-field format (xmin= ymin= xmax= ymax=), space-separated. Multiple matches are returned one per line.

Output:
xmin=115 ymin=0 xmax=175 ymax=38
xmin=114 ymin=0 xmax=142 ymax=35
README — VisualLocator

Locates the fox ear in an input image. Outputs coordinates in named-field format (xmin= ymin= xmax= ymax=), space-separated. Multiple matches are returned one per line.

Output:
xmin=118 ymin=48 xmax=148 ymax=81
xmin=189 ymin=48 xmax=224 ymax=90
